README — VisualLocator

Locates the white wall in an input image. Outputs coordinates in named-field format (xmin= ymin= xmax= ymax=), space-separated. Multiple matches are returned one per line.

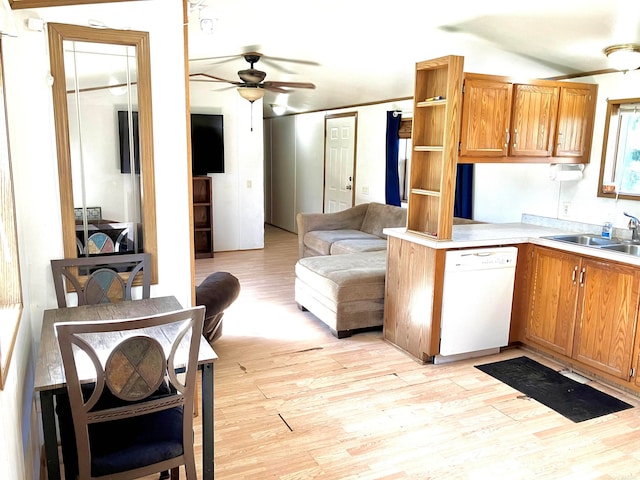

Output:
xmin=269 ymin=115 xmax=296 ymax=231
xmin=189 ymin=82 xmax=264 ymax=251
xmin=474 ymin=69 xmax=640 ymax=229
xmin=0 ymin=2 xmax=189 ymax=477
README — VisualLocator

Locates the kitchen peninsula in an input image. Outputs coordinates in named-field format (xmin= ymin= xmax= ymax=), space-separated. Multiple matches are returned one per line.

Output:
xmin=383 ymin=219 xmax=640 ymax=396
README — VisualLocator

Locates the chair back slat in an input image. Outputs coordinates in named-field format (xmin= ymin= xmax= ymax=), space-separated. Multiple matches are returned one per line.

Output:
xmin=51 ymin=253 xmax=151 ymax=308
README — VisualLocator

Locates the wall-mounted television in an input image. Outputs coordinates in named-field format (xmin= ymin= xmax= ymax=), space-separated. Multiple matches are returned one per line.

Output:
xmin=191 ymin=113 xmax=224 ymax=175
xmin=118 ymin=111 xmax=140 ymax=174
xmin=117 ymin=111 xmax=224 ymax=175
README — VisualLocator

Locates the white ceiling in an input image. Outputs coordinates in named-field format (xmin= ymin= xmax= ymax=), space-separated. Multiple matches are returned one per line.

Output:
xmin=186 ymin=0 xmax=640 ymax=117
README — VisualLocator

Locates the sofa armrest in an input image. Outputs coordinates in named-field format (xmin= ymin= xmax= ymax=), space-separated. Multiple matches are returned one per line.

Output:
xmin=296 ymin=203 xmax=370 ymax=258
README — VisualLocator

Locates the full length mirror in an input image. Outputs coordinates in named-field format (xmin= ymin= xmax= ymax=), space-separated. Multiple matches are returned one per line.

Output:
xmin=48 ymin=23 xmax=158 ymax=283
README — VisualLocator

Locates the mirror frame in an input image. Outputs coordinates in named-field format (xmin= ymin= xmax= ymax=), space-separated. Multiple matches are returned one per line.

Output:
xmin=48 ymin=23 xmax=158 ymax=284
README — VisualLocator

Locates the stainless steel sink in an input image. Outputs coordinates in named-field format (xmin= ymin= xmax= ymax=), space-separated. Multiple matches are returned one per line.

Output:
xmin=544 ymin=234 xmax=622 ymax=247
xmin=600 ymin=243 xmax=640 ymax=256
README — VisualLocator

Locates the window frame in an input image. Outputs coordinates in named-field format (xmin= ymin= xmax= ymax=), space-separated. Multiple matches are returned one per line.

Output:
xmin=598 ymin=97 xmax=640 ymax=200
xmin=0 ymin=38 xmax=23 ymax=390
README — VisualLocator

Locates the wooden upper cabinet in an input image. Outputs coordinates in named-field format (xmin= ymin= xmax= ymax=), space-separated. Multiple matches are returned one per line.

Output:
xmin=460 ymin=75 xmax=512 ymax=157
xmin=554 ymin=85 xmax=597 ymax=158
xmin=510 ymin=84 xmax=559 ymax=157
xmin=458 ymin=73 xmax=597 ymax=164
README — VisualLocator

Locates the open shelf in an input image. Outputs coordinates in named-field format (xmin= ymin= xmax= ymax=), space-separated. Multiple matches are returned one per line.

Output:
xmin=406 ymin=55 xmax=464 ymax=240
xmin=193 ymin=176 xmax=214 ymax=258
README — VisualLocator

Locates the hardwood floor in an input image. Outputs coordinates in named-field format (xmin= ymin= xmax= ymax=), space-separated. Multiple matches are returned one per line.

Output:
xmin=188 ymin=224 xmax=640 ymax=479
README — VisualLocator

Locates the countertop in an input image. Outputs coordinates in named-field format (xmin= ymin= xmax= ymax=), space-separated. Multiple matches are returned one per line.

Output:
xmin=383 ymin=223 xmax=640 ymax=267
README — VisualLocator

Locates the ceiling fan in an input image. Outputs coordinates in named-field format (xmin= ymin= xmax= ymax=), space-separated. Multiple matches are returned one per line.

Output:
xmin=190 ymin=52 xmax=316 ymax=102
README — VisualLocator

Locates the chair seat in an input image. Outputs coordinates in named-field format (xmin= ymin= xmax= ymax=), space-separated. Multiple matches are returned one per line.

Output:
xmin=56 ymin=382 xmax=177 ymax=477
xmin=89 ymin=407 xmax=184 ymax=477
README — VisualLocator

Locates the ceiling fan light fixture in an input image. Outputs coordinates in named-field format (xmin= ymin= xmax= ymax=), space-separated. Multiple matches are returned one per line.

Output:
xmin=270 ymin=104 xmax=287 ymax=115
xmin=604 ymin=44 xmax=640 ymax=72
xmin=237 ymin=86 xmax=265 ymax=103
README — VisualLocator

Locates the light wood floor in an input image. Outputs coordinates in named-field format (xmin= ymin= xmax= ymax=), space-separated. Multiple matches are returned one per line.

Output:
xmin=185 ymin=225 xmax=640 ymax=479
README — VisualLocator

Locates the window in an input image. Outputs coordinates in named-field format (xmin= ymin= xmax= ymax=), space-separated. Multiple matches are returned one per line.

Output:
xmin=599 ymin=98 xmax=640 ymax=199
xmin=398 ymin=117 xmax=412 ymax=203
xmin=0 ymin=39 xmax=22 ymax=390
xmin=398 ymin=138 xmax=411 ymax=202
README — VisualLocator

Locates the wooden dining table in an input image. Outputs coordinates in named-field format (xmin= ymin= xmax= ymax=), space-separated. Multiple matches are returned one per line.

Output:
xmin=34 ymin=296 xmax=217 ymax=480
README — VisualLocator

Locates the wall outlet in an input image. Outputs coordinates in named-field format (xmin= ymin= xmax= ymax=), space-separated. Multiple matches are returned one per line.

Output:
xmin=362 ymin=186 xmax=369 ymax=195
xmin=561 ymin=202 xmax=572 ymax=217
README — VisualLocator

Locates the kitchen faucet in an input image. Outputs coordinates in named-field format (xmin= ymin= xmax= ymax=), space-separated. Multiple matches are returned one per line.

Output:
xmin=624 ymin=212 xmax=640 ymax=241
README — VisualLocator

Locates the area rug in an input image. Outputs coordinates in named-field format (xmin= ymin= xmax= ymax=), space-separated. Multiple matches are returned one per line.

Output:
xmin=475 ymin=356 xmax=633 ymax=422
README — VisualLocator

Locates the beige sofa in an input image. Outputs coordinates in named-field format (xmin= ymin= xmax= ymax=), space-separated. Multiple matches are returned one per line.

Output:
xmin=297 ymin=202 xmax=407 ymax=258
xmin=294 ymin=202 xmax=407 ymax=338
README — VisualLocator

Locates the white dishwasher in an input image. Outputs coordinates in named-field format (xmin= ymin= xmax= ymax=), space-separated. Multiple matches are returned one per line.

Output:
xmin=434 ymin=246 xmax=518 ymax=364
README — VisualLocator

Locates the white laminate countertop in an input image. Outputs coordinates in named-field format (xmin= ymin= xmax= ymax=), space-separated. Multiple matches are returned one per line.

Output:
xmin=383 ymin=223 xmax=640 ymax=267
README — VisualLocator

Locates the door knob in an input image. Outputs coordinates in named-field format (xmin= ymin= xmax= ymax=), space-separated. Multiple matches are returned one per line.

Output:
xmin=345 ymin=185 xmax=352 ymax=190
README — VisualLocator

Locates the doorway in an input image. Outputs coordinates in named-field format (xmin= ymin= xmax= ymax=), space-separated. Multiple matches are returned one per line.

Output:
xmin=324 ymin=113 xmax=357 ymax=212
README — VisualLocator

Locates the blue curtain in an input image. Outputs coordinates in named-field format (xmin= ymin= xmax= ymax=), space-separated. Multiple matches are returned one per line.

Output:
xmin=454 ymin=164 xmax=474 ymax=219
xmin=385 ymin=111 xmax=401 ymax=206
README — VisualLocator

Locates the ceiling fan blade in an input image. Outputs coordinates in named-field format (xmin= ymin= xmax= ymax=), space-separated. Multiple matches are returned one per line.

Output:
xmin=189 ymin=73 xmax=240 ymax=84
xmin=262 ymin=85 xmax=291 ymax=94
xmin=209 ymin=85 xmax=236 ymax=92
xmin=189 ymin=54 xmax=242 ymax=65
xmin=261 ymin=55 xmax=320 ymax=66
xmin=263 ymin=81 xmax=316 ymax=89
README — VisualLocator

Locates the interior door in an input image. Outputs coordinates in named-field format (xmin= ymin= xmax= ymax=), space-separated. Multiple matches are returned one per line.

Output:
xmin=324 ymin=113 xmax=356 ymax=213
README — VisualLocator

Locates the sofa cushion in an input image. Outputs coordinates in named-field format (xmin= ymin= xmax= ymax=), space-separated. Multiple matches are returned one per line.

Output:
xmin=303 ymin=230 xmax=380 ymax=256
xmin=295 ymin=251 xmax=387 ymax=303
xmin=360 ymin=203 xmax=407 ymax=238
xmin=329 ymin=238 xmax=388 ymax=255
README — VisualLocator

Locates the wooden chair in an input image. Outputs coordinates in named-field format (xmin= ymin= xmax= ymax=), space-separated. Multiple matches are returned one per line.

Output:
xmin=51 ymin=253 xmax=151 ymax=308
xmin=55 ymin=306 xmax=205 ymax=480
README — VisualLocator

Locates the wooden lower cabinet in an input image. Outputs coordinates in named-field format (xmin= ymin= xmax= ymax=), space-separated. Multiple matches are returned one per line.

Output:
xmin=526 ymin=246 xmax=640 ymax=381
xmin=527 ymin=247 xmax=579 ymax=356
xmin=383 ymin=235 xmax=445 ymax=362
xmin=574 ymin=257 xmax=640 ymax=378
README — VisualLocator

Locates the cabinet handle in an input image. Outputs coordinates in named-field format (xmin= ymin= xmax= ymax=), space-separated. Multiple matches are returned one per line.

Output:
xmin=557 ymin=131 xmax=563 ymax=147
xmin=579 ymin=267 xmax=586 ymax=286
xmin=505 ymin=129 xmax=510 ymax=148
xmin=513 ymin=129 xmax=519 ymax=148
xmin=571 ymin=265 xmax=578 ymax=283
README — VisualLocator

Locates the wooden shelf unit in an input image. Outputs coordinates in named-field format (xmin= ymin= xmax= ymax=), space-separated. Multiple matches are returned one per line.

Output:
xmin=193 ymin=176 xmax=214 ymax=259
xmin=407 ymin=55 xmax=464 ymax=240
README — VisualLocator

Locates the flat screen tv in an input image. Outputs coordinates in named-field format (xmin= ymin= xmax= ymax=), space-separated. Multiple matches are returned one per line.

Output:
xmin=191 ymin=113 xmax=224 ymax=175
xmin=117 ymin=112 xmax=224 ymax=175
xmin=118 ymin=111 xmax=140 ymax=174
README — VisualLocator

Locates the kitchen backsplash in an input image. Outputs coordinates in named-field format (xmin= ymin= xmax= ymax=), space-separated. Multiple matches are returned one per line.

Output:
xmin=522 ymin=214 xmax=633 ymax=241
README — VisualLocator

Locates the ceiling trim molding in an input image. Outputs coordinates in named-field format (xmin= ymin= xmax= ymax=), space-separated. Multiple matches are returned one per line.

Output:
xmin=545 ymin=68 xmax=618 ymax=81
xmin=10 ymin=0 xmax=134 ymax=10
xmin=264 ymin=95 xmax=414 ymax=119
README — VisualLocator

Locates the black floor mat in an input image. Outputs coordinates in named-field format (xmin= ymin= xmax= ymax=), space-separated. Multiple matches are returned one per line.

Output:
xmin=475 ymin=356 xmax=633 ymax=422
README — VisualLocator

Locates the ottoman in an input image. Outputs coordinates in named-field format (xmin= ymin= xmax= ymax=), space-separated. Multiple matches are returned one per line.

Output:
xmin=294 ymin=251 xmax=387 ymax=338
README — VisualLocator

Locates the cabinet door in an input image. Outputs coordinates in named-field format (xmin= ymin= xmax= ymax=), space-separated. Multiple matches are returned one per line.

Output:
xmin=510 ymin=84 xmax=559 ymax=157
xmin=460 ymin=77 xmax=512 ymax=157
xmin=383 ymin=236 xmax=444 ymax=361
xmin=573 ymin=258 xmax=640 ymax=379
xmin=554 ymin=86 xmax=596 ymax=158
xmin=527 ymin=247 xmax=579 ymax=356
